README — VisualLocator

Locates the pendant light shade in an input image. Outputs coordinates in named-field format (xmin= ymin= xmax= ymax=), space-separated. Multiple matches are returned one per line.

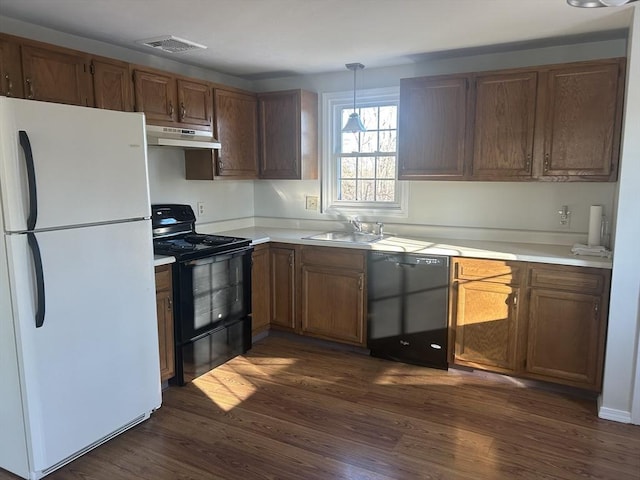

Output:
xmin=343 ymin=63 xmax=366 ymax=133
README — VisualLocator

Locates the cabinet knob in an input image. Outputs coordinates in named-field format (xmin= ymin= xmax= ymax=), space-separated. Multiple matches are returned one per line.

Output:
xmin=25 ymin=78 xmax=34 ymax=99
xmin=168 ymin=101 xmax=174 ymax=117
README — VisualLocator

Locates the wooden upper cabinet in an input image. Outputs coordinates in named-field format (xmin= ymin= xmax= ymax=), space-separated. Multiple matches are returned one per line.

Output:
xmin=398 ymin=75 xmax=471 ymax=179
xmin=472 ymin=71 xmax=537 ymax=179
xmin=0 ymin=36 xmax=24 ymax=98
xmin=258 ymin=89 xmax=318 ymax=179
xmin=177 ymin=79 xmax=212 ymax=127
xmin=21 ymin=44 xmax=93 ymax=106
xmin=214 ymin=88 xmax=259 ymax=178
xmin=133 ymin=69 xmax=177 ymax=123
xmin=91 ymin=57 xmax=132 ymax=111
xmin=538 ymin=61 xmax=623 ymax=180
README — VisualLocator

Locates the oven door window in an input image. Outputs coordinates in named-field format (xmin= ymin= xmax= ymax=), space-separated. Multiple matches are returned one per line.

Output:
xmin=178 ymin=250 xmax=250 ymax=342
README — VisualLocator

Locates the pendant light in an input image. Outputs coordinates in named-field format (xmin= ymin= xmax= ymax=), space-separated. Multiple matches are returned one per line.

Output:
xmin=342 ymin=63 xmax=366 ymax=133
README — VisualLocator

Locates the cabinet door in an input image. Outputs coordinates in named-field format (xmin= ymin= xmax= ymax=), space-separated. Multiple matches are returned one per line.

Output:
xmin=177 ymin=78 xmax=212 ymax=128
xmin=301 ymin=265 xmax=365 ymax=346
xmin=214 ymin=89 xmax=259 ymax=178
xmin=453 ymin=281 xmax=520 ymax=372
xmin=21 ymin=44 xmax=92 ymax=106
xmin=398 ymin=75 xmax=471 ymax=179
xmin=259 ymin=90 xmax=300 ymax=178
xmin=251 ymin=245 xmax=270 ymax=335
xmin=472 ymin=72 xmax=537 ymax=178
xmin=133 ymin=69 xmax=177 ymax=123
xmin=0 ymin=36 xmax=23 ymax=98
xmin=270 ymin=246 xmax=296 ymax=331
xmin=92 ymin=58 xmax=132 ymax=111
xmin=155 ymin=265 xmax=175 ymax=382
xmin=540 ymin=62 xmax=621 ymax=180
xmin=527 ymin=289 xmax=604 ymax=390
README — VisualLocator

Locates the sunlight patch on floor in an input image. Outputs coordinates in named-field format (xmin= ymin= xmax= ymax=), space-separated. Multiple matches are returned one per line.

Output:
xmin=190 ymin=356 xmax=298 ymax=411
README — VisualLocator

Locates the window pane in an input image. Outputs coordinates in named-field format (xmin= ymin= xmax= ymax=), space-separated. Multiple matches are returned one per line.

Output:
xmin=357 ymin=180 xmax=375 ymax=201
xmin=340 ymin=180 xmax=356 ymax=201
xmin=359 ymin=107 xmax=379 ymax=130
xmin=376 ymin=180 xmax=396 ymax=202
xmin=360 ymin=132 xmax=378 ymax=153
xmin=358 ymin=157 xmax=375 ymax=178
xmin=379 ymin=106 xmax=397 ymax=130
xmin=379 ymin=130 xmax=396 ymax=152
xmin=341 ymin=131 xmax=359 ymax=153
xmin=376 ymin=157 xmax=396 ymax=178
xmin=340 ymin=157 xmax=356 ymax=178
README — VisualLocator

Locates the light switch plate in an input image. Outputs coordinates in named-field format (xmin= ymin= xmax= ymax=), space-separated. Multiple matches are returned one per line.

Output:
xmin=305 ymin=196 xmax=319 ymax=211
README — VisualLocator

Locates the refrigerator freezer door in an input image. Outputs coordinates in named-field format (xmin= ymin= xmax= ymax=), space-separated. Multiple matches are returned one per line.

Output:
xmin=5 ymin=220 xmax=161 ymax=473
xmin=0 ymin=97 xmax=151 ymax=233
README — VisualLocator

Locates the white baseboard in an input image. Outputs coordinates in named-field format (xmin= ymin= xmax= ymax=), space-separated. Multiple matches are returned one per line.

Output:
xmin=598 ymin=397 xmax=632 ymax=423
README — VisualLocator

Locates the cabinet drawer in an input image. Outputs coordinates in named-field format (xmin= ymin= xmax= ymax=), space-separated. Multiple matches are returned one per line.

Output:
xmin=528 ymin=265 xmax=607 ymax=294
xmin=301 ymin=246 xmax=365 ymax=270
xmin=453 ymin=258 xmax=524 ymax=285
xmin=154 ymin=264 xmax=172 ymax=292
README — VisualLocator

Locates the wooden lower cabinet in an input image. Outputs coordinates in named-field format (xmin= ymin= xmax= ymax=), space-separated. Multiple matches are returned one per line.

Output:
xmin=300 ymin=246 xmax=366 ymax=346
xmin=450 ymin=258 xmax=609 ymax=391
xmin=270 ymin=244 xmax=297 ymax=331
xmin=154 ymin=265 xmax=175 ymax=382
xmin=525 ymin=264 xmax=609 ymax=390
xmin=453 ymin=281 xmax=521 ymax=372
xmin=251 ymin=244 xmax=270 ymax=335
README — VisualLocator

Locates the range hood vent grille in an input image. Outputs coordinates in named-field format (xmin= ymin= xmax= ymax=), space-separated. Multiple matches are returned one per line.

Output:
xmin=137 ymin=36 xmax=207 ymax=53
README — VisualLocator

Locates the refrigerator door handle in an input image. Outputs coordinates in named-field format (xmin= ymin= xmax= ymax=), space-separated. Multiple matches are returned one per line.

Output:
xmin=27 ymin=232 xmax=46 ymax=328
xmin=19 ymin=130 xmax=38 ymax=231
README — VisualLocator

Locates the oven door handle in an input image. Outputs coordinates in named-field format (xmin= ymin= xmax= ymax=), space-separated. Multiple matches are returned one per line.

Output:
xmin=184 ymin=246 xmax=252 ymax=266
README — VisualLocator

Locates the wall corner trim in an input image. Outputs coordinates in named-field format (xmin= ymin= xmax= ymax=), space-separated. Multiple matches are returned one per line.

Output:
xmin=598 ymin=396 xmax=633 ymax=423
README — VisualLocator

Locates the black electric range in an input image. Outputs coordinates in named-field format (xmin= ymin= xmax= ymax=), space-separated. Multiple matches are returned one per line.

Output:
xmin=151 ymin=204 xmax=251 ymax=261
xmin=151 ymin=204 xmax=253 ymax=386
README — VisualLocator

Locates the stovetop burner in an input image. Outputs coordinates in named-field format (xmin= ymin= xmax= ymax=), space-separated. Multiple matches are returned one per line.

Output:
xmin=151 ymin=204 xmax=252 ymax=261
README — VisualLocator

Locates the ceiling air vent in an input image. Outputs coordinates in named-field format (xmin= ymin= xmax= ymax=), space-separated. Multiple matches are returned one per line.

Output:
xmin=137 ymin=35 xmax=207 ymax=53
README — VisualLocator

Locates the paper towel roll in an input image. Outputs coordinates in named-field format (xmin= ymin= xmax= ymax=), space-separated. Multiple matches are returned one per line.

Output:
xmin=588 ymin=205 xmax=603 ymax=247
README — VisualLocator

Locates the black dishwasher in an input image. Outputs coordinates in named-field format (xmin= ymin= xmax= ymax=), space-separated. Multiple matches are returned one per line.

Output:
xmin=367 ymin=252 xmax=449 ymax=369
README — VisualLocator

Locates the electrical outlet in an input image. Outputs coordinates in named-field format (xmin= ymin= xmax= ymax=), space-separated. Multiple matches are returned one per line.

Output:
xmin=558 ymin=205 xmax=571 ymax=228
xmin=305 ymin=195 xmax=319 ymax=211
xmin=197 ymin=202 xmax=205 ymax=216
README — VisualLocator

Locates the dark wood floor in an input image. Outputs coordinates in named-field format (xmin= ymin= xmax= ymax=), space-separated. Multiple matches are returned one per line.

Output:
xmin=2 ymin=334 xmax=640 ymax=480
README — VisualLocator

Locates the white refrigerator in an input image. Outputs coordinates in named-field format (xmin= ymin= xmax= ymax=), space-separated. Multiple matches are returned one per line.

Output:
xmin=0 ymin=97 xmax=162 ymax=479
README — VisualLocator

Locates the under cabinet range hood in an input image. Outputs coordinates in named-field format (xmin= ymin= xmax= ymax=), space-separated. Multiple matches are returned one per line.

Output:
xmin=145 ymin=125 xmax=221 ymax=149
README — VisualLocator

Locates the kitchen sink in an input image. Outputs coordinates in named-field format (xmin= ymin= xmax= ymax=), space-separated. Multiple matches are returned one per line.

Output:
xmin=305 ymin=231 xmax=387 ymax=244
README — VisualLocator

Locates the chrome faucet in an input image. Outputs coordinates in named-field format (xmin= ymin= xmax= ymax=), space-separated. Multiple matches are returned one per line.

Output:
xmin=350 ymin=217 xmax=363 ymax=232
xmin=375 ymin=222 xmax=384 ymax=237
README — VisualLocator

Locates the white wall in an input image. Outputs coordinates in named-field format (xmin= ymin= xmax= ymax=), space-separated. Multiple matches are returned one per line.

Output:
xmin=147 ymin=148 xmax=254 ymax=226
xmin=599 ymin=6 xmax=640 ymax=424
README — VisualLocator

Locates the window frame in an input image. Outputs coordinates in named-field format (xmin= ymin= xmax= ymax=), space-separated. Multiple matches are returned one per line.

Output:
xmin=321 ymin=86 xmax=408 ymax=217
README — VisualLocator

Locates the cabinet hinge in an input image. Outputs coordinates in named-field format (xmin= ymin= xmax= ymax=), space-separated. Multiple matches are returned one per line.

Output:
xmin=89 ymin=63 xmax=95 ymax=75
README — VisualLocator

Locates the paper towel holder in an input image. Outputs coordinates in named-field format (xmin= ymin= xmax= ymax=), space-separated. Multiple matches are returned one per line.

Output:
xmin=558 ymin=205 xmax=571 ymax=226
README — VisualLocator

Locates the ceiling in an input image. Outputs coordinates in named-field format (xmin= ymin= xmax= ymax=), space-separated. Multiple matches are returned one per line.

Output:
xmin=0 ymin=0 xmax=634 ymax=79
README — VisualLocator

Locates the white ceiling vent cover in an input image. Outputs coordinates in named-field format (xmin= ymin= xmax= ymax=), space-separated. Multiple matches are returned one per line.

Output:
xmin=137 ymin=35 xmax=207 ymax=53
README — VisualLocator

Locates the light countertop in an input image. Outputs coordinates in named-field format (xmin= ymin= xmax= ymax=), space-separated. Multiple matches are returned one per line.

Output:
xmin=216 ymin=227 xmax=613 ymax=269
xmin=154 ymin=254 xmax=175 ymax=267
